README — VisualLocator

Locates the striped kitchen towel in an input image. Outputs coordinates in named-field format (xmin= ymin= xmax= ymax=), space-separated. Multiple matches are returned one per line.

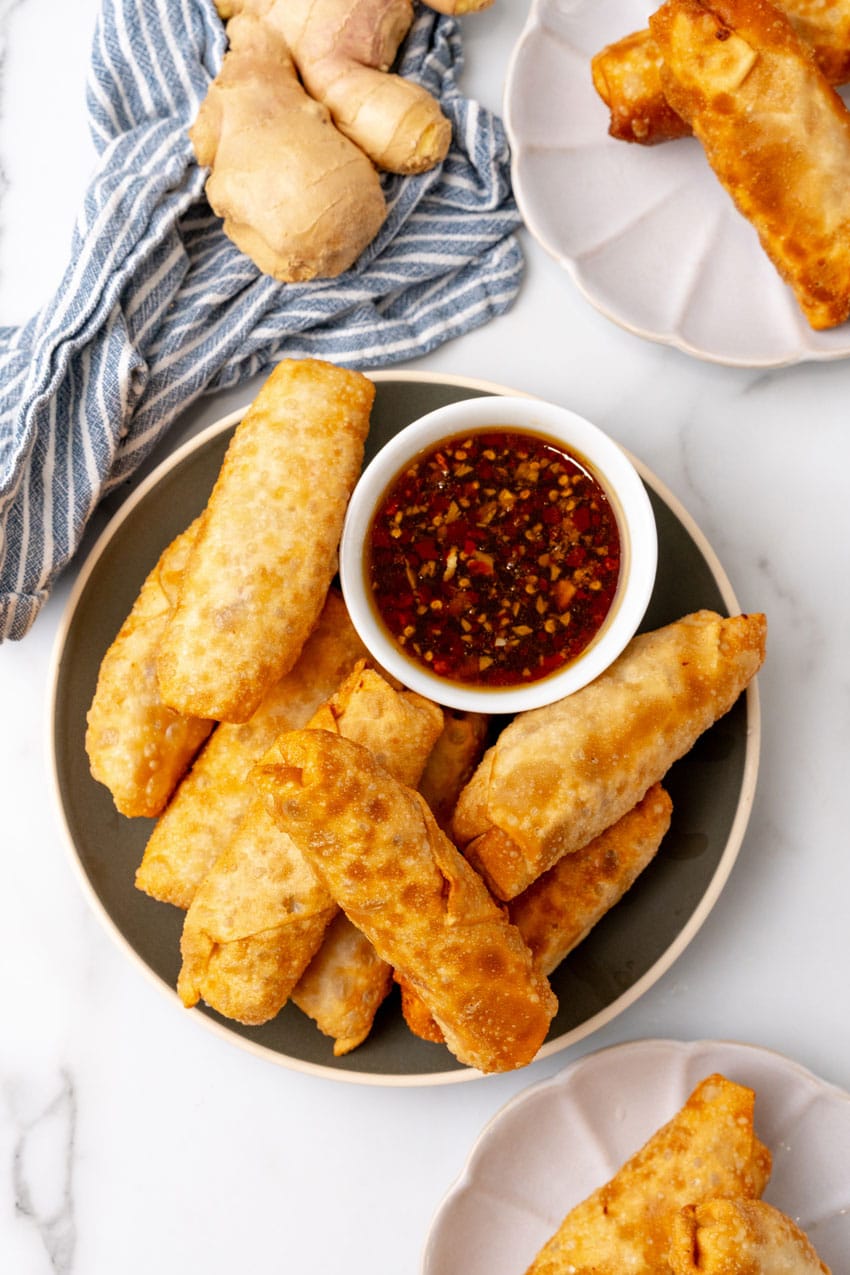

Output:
xmin=0 ymin=0 xmax=524 ymax=642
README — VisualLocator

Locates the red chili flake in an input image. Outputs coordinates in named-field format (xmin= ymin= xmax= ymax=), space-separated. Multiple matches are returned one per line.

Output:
xmin=366 ymin=429 xmax=621 ymax=689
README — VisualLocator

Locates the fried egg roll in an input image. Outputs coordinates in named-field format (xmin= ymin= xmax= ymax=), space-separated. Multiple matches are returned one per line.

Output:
xmin=85 ymin=519 xmax=213 ymax=818
xmin=670 ymin=1198 xmax=832 ymax=1273
xmin=418 ymin=710 xmax=489 ymax=833
xmin=526 ymin=1074 xmax=772 ymax=1275
xmin=136 ymin=589 xmax=366 ymax=909
xmin=157 ymin=358 xmax=373 ymax=722
xmin=256 ymin=731 xmax=558 ymax=1073
xmin=508 ymin=782 xmax=672 ymax=975
xmin=650 ymin=0 xmax=850 ymax=330
xmin=291 ymin=913 xmax=394 ymax=1055
xmin=592 ymin=29 xmax=692 ymax=144
xmin=400 ymin=785 xmax=671 ymax=1046
xmin=453 ymin=610 xmax=766 ymax=900
xmin=178 ymin=666 xmax=443 ymax=1025
xmin=593 ymin=0 xmax=850 ymax=145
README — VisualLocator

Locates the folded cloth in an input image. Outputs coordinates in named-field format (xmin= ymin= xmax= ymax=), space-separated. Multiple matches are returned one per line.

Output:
xmin=0 ymin=0 xmax=524 ymax=642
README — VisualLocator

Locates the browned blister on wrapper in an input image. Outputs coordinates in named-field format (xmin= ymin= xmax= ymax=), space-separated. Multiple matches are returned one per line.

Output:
xmin=256 ymin=731 xmax=557 ymax=1073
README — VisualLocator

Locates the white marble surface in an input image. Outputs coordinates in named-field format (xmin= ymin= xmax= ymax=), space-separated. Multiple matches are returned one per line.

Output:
xmin=2 ymin=4 xmax=849 ymax=1273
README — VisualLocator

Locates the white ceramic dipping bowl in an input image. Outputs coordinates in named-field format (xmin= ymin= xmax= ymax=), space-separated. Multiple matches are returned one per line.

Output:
xmin=339 ymin=396 xmax=657 ymax=714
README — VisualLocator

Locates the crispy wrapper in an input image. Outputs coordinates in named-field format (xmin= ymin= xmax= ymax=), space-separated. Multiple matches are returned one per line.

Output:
xmin=418 ymin=710 xmax=489 ymax=832
xmin=256 ymin=731 xmax=558 ymax=1073
xmin=592 ymin=29 xmax=691 ymax=144
xmin=453 ymin=611 xmax=766 ymax=900
xmin=401 ymin=784 xmax=671 ymax=1045
xmin=508 ymin=782 xmax=672 ymax=974
xmin=650 ymin=0 xmax=850 ymax=330
xmin=526 ymin=1074 xmax=772 ymax=1275
xmin=157 ymin=358 xmax=373 ymax=722
xmin=85 ymin=519 xmax=213 ymax=818
xmin=136 ymin=589 xmax=366 ymax=909
xmin=592 ymin=0 xmax=850 ymax=146
xmin=177 ymin=666 xmax=443 ymax=1025
xmin=670 ymin=1198 xmax=832 ymax=1273
xmin=291 ymin=913 xmax=394 ymax=1055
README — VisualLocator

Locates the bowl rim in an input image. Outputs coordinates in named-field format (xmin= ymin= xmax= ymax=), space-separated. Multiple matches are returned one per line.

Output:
xmin=339 ymin=395 xmax=658 ymax=714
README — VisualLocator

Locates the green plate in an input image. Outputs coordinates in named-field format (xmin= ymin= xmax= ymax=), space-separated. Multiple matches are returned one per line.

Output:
xmin=49 ymin=373 xmax=760 ymax=1085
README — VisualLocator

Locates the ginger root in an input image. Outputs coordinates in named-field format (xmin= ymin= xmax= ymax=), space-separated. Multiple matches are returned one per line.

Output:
xmin=191 ymin=13 xmax=386 ymax=282
xmin=193 ymin=0 xmax=493 ymax=281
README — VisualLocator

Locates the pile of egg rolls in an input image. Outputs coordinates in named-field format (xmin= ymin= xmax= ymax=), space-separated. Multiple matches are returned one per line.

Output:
xmin=591 ymin=0 xmax=850 ymax=330
xmin=86 ymin=356 xmax=766 ymax=1074
xmin=523 ymin=1073 xmax=831 ymax=1273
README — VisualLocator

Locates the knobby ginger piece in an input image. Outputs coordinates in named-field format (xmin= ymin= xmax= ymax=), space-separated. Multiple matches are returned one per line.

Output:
xmin=650 ymin=0 xmax=850 ymax=330
xmin=525 ymin=1074 xmax=772 ymax=1275
xmin=191 ymin=13 xmax=386 ymax=281
xmin=85 ymin=518 xmax=213 ymax=818
xmin=177 ymin=666 xmax=443 ymax=1026
xmin=136 ymin=589 xmax=367 ymax=909
xmin=256 ymin=731 xmax=557 ymax=1073
xmin=670 ymin=1198 xmax=832 ymax=1273
xmin=255 ymin=0 xmax=451 ymax=174
xmin=402 ymin=784 xmax=672 ymax=1046
xmin=157 ymin=358 xmax=373 ymax=722
xmin=453 ymin=610 xmax=766 ymax=900
xmin=593 ymin=0 xmax=850 ymax=145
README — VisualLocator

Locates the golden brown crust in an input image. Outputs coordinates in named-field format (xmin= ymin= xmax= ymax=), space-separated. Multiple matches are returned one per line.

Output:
xmin=397 ymin=784 xmax=671 ymax=1044
xmin=292 ymin=913 xmax=394 ymax=1054
xmin=85 ymin=519 xmax=213 ymax=818
xmin=592 ymin=29 xmax=692 ymax=144
xmin=156 ymin=358 xmax=373 ymax=722
xmin=592 ymin=0 xmax=850 ymax=146
xmin=256 ymin=731 xmax=557 ymax=1073
xmin=136 ymin=589 xmax=367 ymax=909
xmin=525 ymin=1074 xmax=772 ymax=1274
xmin=509 ymin=783 xmax=672 ymax=974
xmin=650 ymin=0 xmax=850 ymax=330
xmin=177 ymin=666 xmax=443 ymax=1025
xmin=418 ymin=709 xmax=489 ymax=832
xmin=669 ymin=1198 xmax=832 ymax=1273
xmin=453 ymin=611 xmax=766 ymax=900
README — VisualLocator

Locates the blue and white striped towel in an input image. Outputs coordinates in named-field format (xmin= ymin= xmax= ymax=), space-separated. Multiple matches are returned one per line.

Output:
xmin=0 ymin=0 xmax=524 ymax=642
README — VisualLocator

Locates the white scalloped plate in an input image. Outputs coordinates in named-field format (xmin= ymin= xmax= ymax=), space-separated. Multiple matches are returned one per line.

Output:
xmin=422 ymin=1038 xmax=850 ymax=1271
xmin=505 ymin=0 xmax=850 ymax=367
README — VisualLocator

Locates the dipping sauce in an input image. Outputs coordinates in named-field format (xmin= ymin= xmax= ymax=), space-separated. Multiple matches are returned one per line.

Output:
xmin=366 ymin=429 xmax=622 ymax=688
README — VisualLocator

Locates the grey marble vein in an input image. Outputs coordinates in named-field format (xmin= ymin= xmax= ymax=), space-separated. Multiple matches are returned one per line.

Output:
xmin=12 ymin=1071 xmax=77 ymax=1274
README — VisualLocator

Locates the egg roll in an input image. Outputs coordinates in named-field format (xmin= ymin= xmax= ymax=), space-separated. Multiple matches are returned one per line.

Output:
xmin=85 ymin=519 xmax=213 ymax=818
xmin=526 ymin=1073 xmax=772 ymax=1275
xmin=508 ymin=781 xmax=672 ymax=975
xmin=177 ymin=666 xmax=443 ymax=1025
xmin=592 ymin=29 xmax=692 ymax=144
xmin=256 ymin=731 xmax=558 ymax=1073
xmin=157 ymin=357 xmax=374 ymax=722
xmin=291 ymin=913 xmax=394 ymax=1055
xmin=400 ymin=784 xmax=672 ymax=1046
xmin=592 ymin=0 xmax=850 ymax=145
xmin=453 ymin=610 xmax=766 ymax=900
xmin=136 ymin=588 xmax=366 ymax=909
xmin=650 ymin=0 xmax=850 ymax=331
xmin=418 ymin=710 xmax=489 ymax=833
xmin=670 ymin=1198 xmax=832 ymax=1273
